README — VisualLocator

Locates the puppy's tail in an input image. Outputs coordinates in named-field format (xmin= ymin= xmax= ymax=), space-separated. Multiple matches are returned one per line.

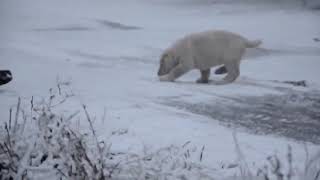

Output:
xmin=245 ymin=39 xmax=262 ymax=48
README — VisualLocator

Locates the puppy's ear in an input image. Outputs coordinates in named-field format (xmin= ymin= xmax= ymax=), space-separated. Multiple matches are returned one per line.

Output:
xmin=173 ymin=55 xmax=180 ymax=67
xmin=166 ymin=51 xmax=180 ymax=67
xmin=158 ymin=53 xmax=169 ymax=76
xmin=160 ymin=53 xmax=169 ymax=64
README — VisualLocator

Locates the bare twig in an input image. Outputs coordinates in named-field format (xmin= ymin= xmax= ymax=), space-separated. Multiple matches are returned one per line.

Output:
xmin=57 ymin=83 xmax=62 ymax=96
xmin=30 ymin=96 xmax=34 ymax=119
xmin=9 ymin=108 xmax=12 ymax=130
xmin=20 ymin=109 xmax=27 ymax=134
xmin=232 ymin=131 xmax=253 ymax=179
xmin=66 ymin=111 xmax=80 ymax=121
xmin=108 ymin=161 xmax=121 ymax=178
xmin=305 ymin=151 xmax=320 ymax=176
xmin=5 ymin=123 xmax=12 ymax=150
xmin=287 ymin=145 xmax=293 ymax=180
xmin=182 ymin=141 xmax=191 ymax=148
xmin=82 ymin=105 xmax=98 ymax=145
xmin=50 ymin=98 xmax=67 ymax=108
xmin=304 ymin=143 xmax=310 ymax=174
xmin=13 ymin=97 xmax=21 ymax=134
xmin=56 ymin=168 xmax=68 ymax=178
xmin=257 ymin=166 xmax=270 ymax=180
xmin=314 ymin=169 xmax=320 ymax=180
xmin=101 ymin=107 xmax=107 ymax=124
xmin=82 ymin=104 xmax=106 ymax=179
xmin=267 ymin=155 xmax=283 ymax=180
xmin=200 ymin=145 xmax=205 ymax=162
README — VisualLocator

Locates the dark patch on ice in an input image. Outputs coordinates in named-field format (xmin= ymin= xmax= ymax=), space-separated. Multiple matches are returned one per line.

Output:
xmin=34 ymin=25 xmax=93 ymax=32
xmin=161 ymin=90 xmax=320 ymax=144
xmin=0 ymin=70 xmax=12 ymax=86
xmin=280 ymin=80 xmax=308 ymax=87
xmin=97 ymin=20 xmax=142 ymax=30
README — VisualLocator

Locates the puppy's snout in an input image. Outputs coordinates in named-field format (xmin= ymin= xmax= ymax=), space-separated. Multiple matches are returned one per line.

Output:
xmin=157 ymin=69 xmax=163 ymax=76
xmin=158 ymin=65 xmax=166 ymax=76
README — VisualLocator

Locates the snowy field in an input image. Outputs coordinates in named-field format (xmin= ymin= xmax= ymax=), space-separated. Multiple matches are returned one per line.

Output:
xmin=1 ymin=0 xmax=320 ymax=179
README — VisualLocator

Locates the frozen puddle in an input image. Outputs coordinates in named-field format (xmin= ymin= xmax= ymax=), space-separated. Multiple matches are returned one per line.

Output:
xmin=161 ymin=89 xmax=320 ymax=144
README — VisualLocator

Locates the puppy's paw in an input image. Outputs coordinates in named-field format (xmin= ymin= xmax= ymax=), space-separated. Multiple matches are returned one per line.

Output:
xmin=196 ymin=78 xmax=209 ymax=84
xmin=159 ymin=74 xmax=173 ymax=82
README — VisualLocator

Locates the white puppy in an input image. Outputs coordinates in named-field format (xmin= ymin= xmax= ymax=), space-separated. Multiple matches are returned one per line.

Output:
xmin=157 ymin=30 xmax=262 ymax=84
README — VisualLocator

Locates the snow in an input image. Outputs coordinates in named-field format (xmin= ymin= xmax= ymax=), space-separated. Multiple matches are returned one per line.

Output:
xmin=1 ymin=0 xmax=320 ymax=179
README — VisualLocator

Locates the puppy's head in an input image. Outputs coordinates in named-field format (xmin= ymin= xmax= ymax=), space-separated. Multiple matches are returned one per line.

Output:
xmin=157 ymin=51 xmax=179 ymax=76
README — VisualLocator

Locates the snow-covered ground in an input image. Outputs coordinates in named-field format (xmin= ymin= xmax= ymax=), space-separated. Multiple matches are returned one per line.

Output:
xmin=1 ymin=0 xmax=320 ymax=178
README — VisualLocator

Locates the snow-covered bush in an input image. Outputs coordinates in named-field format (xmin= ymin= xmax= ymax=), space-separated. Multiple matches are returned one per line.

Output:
xmin=0 ymin=85 xmax=215 ymax=180
xmin=111 ymin=144 xmax=214 ymax=180
xmin=0 ymin=86 xmax=111 ymax=179
xmin=231 ymin=134 xmax=320 ymax=180
xmin=0 ymin=84 xmax=319 ymax=180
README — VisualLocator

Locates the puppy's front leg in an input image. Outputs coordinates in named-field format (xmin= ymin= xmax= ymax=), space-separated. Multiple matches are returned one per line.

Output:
xmin=159 ymin=64 xmax=190 ymax=82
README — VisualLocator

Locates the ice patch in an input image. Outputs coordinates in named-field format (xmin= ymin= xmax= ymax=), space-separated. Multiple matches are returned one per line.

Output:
xmin=161 ymin=89 xmax=320 ymax=144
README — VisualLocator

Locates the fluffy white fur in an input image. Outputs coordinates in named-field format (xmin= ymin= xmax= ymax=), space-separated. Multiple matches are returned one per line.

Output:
xmin=157 ymin=30 xmax=262 ymax=84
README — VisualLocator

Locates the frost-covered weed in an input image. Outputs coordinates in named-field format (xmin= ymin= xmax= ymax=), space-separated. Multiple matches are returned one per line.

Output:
xmin=0 ymin=85 xmax=214 ymax=180
xmin=0 ymin=84 xmax=319 ymax=180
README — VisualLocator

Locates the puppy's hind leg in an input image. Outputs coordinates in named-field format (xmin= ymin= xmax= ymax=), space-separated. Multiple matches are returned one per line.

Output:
xmin=215 ymin=66 xmax=227 ymax=75
xmin=196 ymin=69 xmax=210 ymax=83
xmin=214 ymin=62 xmax=240 ymax=85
